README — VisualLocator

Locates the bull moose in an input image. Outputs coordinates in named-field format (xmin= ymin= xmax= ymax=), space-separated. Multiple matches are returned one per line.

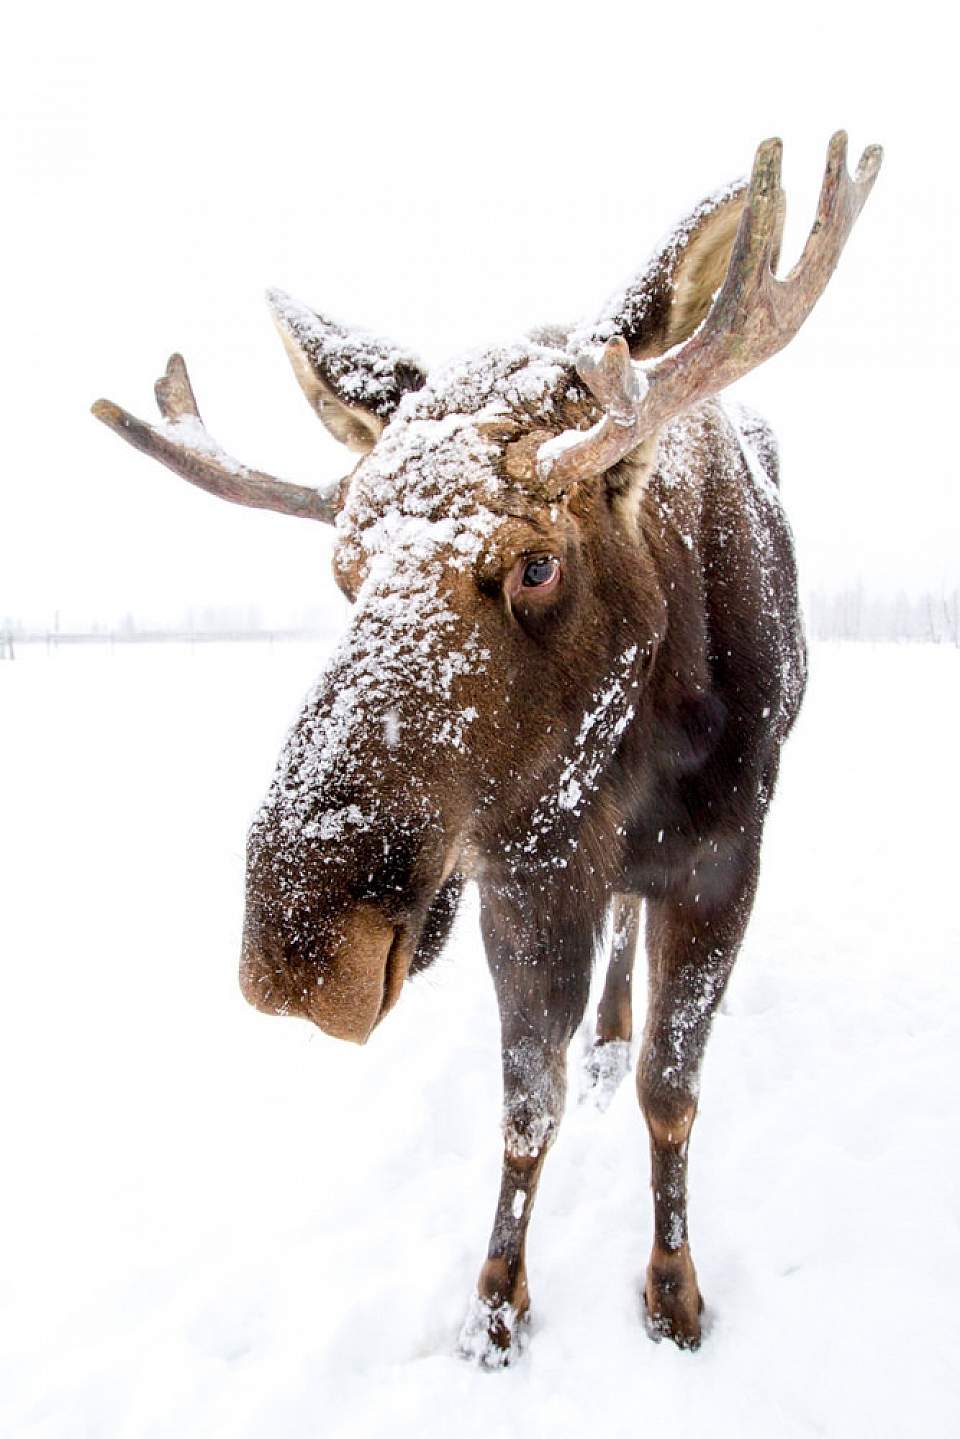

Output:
xmin=93 ymin=132 xmax=882 ymax=1365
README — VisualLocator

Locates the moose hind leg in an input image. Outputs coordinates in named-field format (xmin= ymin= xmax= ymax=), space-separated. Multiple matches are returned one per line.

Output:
xmin=583 ymin=894 xmax=641 ymax=1108
xmin=638 ymin=859 xmax=758 ymax=1348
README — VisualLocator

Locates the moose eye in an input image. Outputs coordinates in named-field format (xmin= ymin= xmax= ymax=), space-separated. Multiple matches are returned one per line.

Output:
xmin=522 ymin=556 xmax=560 ymax=588
xmin=502 ymin=552 xmax=563 ymax=613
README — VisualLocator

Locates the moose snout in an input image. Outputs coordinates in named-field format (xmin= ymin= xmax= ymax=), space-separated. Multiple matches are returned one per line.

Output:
xmin=239 ymin=904 xmax=413 ymax=1045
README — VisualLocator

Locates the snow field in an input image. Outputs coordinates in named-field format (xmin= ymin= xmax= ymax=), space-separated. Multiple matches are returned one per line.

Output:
xmin=1 ymin=640 xmax=958 ymax=1437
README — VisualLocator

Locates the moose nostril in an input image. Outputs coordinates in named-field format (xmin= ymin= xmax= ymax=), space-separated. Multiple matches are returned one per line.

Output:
xmin=239 ymin=932 xmax=297 ymax=1018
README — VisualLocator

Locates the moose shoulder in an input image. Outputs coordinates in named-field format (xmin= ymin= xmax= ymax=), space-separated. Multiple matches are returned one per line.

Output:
xmin=93 ymin=133 xmax=881 ymax=1365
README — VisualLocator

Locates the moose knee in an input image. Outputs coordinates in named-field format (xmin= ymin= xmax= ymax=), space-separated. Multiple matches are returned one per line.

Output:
xmin=502 ymin=1040 xmax=565 ymax=1160
xmin=636 ymin=1076 xmax=696 ymax=1147
xmin=503 ymin=1099 xmax=558 ymax=1162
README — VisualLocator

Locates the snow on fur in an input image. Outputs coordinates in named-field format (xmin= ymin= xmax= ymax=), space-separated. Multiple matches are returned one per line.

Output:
xmin=2 ymin=639 xmax=958 ymax=1438
xmin=268 ymin=289 xmax=424 ymax=418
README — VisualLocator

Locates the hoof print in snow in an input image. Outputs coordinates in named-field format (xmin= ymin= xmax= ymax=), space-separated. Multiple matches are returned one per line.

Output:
xmin=580 ymin=1038 xmax=632 ymax=1111
xmin=458 ymin=1294 xmax=528 ymax=1369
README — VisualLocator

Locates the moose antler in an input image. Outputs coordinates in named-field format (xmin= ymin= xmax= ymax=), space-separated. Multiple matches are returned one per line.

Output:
xmin=92 ymin=354 xmax=344 ymax=523
xmin=539 ymin=131 xmax=883 ymax=484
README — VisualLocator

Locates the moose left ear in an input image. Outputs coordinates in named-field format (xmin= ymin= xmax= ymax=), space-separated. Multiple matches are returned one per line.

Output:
xmin=267 ymin=289 xmax=426 ymax=454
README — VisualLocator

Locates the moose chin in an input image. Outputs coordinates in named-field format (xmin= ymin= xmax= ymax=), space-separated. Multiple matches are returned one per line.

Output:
xmin=94 ymin=130 xmax=882 ymax=1367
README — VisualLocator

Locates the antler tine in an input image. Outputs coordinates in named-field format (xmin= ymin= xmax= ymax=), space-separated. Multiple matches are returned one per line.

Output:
xmin=576 ymin=339 xmax=644 ymax=422
xmin=778 ymin=131 xmax=882 ymax=316
xmin=92 ymin=354 xmax=344 ymax=524
xmin=527 ymin=338 xmax=647 ymax=486
xmin=705 ymin=135 xmax=787 ymax=347
xmin=539 ymin=132 xmax=882 ymax=486
xmin=738 ymin=135 xmax=785 ymax=283
xmin=154 ymin=352 xmax=201 ymax=423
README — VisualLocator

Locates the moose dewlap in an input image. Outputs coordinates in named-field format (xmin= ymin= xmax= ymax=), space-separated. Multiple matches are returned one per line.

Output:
xmin=93 ymin=132 xmax=882 ymax=1366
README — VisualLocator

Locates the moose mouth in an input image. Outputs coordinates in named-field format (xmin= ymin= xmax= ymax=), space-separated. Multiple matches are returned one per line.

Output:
xmin=302 ymin=910 xmax=414 ymax=1044
xmin=371 ymin=926 xmax=412 ymax=1031
xmin=240 ymin=855 xmax=464 ymax=1044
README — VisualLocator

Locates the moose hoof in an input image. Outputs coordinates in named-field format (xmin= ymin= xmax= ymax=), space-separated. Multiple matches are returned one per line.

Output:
xmin=643 ymin=1249 xmax=704 ymax=1350
xmin=580 ymin=1038 xmax=631 ymax=1111
xmin=457 ymin=1293 xmax=529 ymax=1369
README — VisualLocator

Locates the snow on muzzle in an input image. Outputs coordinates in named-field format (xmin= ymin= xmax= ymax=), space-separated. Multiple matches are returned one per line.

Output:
xmin=239 ymin=902 xmax=415 ymax=1045
xmin=237 ymin=761 xmax=458 ymax=1044
xmin=237 ymin=557 xmax=480 ymax=1042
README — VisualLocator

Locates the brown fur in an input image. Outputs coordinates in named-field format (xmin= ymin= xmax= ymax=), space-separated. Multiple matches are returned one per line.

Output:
xmin=89 ymin=135 xmax=887 ymax=1365
xmin=103 ymin=165 xmax=815 ymax=1365
xmin=239 ymin=361 xmax=805 ymax=1360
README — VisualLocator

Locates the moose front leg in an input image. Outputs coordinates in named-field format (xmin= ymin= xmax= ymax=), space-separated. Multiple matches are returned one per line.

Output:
xmin=459 ymin=884 xmax=592 ymax=1367
xmin=459 ymin=1036 xmax=566 ymax=1365
xmin=638 ymin=860 xmax=758 ymax=1348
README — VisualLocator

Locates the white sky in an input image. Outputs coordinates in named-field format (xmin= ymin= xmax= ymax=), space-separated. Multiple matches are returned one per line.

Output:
xmin=3 ymin=1 xmax=957 ymax=629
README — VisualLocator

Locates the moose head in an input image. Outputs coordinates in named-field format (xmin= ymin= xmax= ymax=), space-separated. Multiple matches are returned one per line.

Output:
xmin=94 ymin=132 xmax=881 ymax=1361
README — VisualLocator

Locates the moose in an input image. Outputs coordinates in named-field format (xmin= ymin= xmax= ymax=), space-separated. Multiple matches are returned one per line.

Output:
xmin=94 ymin=132 xmax=881 ymax=1365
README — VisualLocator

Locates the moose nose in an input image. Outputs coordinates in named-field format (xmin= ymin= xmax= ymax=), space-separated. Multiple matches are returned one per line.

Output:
xmin=238 ymin=944 xmax=290 ymax=1018
xmin=239 ymin=905 xmax=413 ymax=1045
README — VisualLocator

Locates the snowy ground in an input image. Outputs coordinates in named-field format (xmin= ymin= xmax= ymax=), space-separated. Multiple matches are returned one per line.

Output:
xmin=1 ymin=639 xmax=958 ymax=1438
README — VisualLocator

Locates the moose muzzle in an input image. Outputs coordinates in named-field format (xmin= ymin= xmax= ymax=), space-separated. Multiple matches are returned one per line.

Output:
xmin=239 ymin=904 xmax=414 ymax=1044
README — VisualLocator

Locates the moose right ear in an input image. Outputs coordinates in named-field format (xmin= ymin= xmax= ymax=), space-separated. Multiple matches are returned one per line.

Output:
xmin=267 ymin=290 xmax=426 ymax=454
xmin=571 ymin=178 xmax=760 ymax=364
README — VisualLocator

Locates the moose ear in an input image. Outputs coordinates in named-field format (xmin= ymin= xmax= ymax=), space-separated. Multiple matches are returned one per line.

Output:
xmin=577 ymin=178 xmax=781 ymax=363
xmin=267 ymin=290 xmax=427 ymax=454
xmin=654 ymin=184 xmax=768 ymax=355
xmin=571 ymin=180 xmax=769 ymax=514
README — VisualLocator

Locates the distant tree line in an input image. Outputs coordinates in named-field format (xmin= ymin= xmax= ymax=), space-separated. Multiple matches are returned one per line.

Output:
xmin=804 ymin=587 xmax=960 ymax=644
xmin=3 ymin=589 xmax=959 ymax=655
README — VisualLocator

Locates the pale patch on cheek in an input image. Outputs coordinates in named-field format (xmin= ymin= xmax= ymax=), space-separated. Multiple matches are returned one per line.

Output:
xmin=438 ymin=845 xmax=461 ymax=886
xmin=610 ymin=433 xmax=660 ymax=534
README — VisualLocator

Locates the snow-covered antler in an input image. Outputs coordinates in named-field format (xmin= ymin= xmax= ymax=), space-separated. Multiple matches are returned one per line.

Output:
xmin=538 ymin=132 xmax=883 ymax=485
xmin=92 ymin=354 xmax=344 ymax=523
